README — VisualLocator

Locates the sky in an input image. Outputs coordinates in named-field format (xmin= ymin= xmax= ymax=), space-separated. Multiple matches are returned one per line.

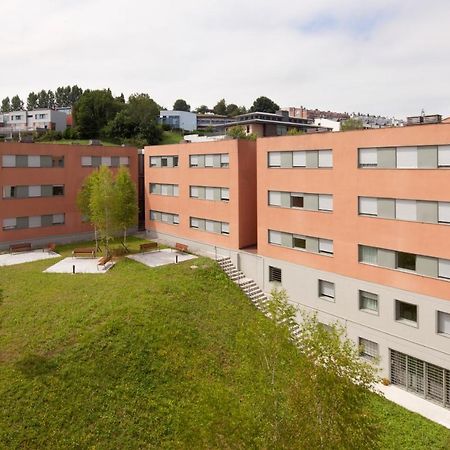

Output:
xmin=1 ymin=0 xmax=449 ymax=118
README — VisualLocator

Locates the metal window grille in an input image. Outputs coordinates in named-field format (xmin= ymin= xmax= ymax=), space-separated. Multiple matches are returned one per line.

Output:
xmin=359 ymin=338 xmax=379 ymax=359
xmin=390 ymin=349 xmax=450 ymax=409
xmin=269 ymin=266 xmax=282 ymax=283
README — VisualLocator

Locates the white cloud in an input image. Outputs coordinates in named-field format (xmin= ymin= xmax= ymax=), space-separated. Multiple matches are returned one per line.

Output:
xmin=0 ymin=0 xmax=449 ymax=117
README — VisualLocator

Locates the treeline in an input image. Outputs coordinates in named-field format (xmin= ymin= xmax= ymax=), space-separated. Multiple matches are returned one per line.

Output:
xmin=1 ymin=85 xmax=83 ymax=112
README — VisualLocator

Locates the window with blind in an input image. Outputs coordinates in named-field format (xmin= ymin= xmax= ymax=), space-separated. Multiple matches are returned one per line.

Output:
xmin=359 ymin=338 xmax=379 ymax=359
xmin=359 ymin=246 xmax=378 ymax=264
xmin=359 ymin=197 xmax=378 ymax=216
xmin=359 ymin=290 xmax=379 ymax=313
xmin=319 ymin=280 xmax=335 ymax=301
xmin=358 ymin=148 xmax=377 ymax=167
xmin=395 ymin=300 xmax=418 ymax=325
xmin=437 ymin=311 xmax=450 ymax=336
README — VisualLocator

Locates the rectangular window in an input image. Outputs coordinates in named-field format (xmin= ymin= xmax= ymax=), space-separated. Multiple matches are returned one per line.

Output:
xmin=220 ymin=154 xmax=229 ymax=167
xmin=52 ymin=214 xmax=65 ymax=225
xmin=268 ymin=230 xmax=282 ymax=245
xmin=438 ymin=202 xmax=450 ymax=224
xmin=438 ymin=259 xmax=450 ymax=280
xmin=52 ymin=185 xmax=64 ymax=196
xmin=437 ymin=311 xmax=450 ymax=336
xmin=396 ymin=252 xmax=416 ymax=271
xmin=268 ymin=152 xmax=281 ymax=167
xmin=438 ymin=145 xmax=450 ymax=167
xmin=205 ymin=187 xmax=215 ymax=200
xmin=359 ymin=337 xmax=379 ymax=359
xmin=204 ymin=155 xmax=214 ymax=167
xmin=269 ymin=191 xmax=282 ymax=206
xmin=397 ymin=147 xmax=418 ymax=168
xmin=269 ymin=266 xmax=282 ymax=283
xmin=292 ymin=151 xmax=306 ymax=167
xmin=359 ymin=246 xmax=378 ymax=264
xmin=293 ymin=236 xmax=306 ymax=249
xmin=2 ymin=218 xmax=17 ymax=230
xmin=319 ymin=280 xmax=335 ymax=300
xmin=395 ymin=300 xmax=418 ymax=325
xmin=28 ymin=216 xmax=42 ymax=228
xmin=359 ymin=197 xmax=378 ymax=216
xmin=81 ymin=156 xmax=92 ymax=166
xmin=2 ymin=155 xmax=15 ymax=167
xmin=396 ymin=199 xmax=417 ymax=221
xmin=359 ymin=148 xmax=377 ymax=167
xmin=221 ymin=188 xmax=229 ymax=201
xmin=205 ymin=220 xmax=215 ymax=232
xmin=28 ymin=185 xmax=41 ymax=197
xmin=359 ymin=290 xmax=379 ymax=313
xmin=161 ymin=157 xmax=168 ymax=167
xmin=28 ymin=156 xmax=41 ymax=167
xmin=221 ymin=222 xmax=230 ymax=234
xmin=190 ymin=186 xmax=199 ymax=198
xmin=318 ymin=239 xmax=333 ymax=255
xmin=150 ymin=156 xmax=158 ymax=167
xmin=190 ymin=217 xmax=199 ymax=228
xmin=318 ymin=194 xmax=333 ymax=211
xmin=318 ymin=150 xmax=333 ymax=168
xmin=291 ymin=194 xmax=304 ymax=208
xmin=190 ymin=155 xmax=199 ymax=167
xmin=119 ymin=156 xmax=129 ymax=166
xmin=101 ymin=156 xmax=112 ymax=166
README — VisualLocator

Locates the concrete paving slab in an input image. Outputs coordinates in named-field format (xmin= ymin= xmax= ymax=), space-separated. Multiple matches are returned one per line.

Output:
xmin=127 ymin=248 xmax=197 ymax=268
xmin=44 ymin=257 xmax=114 ymax=274
xmin=377 ymin=383 xmax=450 ymax=429
xmin=0 ymin=250 xmax=60 ymax=267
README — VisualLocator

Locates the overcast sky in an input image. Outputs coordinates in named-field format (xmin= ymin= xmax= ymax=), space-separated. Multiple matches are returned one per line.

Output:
xmin=1 ymin=0 xmax=449 ymax=118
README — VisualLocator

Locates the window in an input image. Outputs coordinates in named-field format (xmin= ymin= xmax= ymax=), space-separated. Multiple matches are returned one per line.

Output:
xmin=221 ymin=188 xmax=230 ymax=201
xmin=318 ymin=194 xmax=333 ymax=211
xmin=205 ymin=155 xmax=214 ymax=167
xmin=318 ymin=150 xmax=333 ymax=168
xmin=2 ymin=218 xmax=16 ymax=230
xmin=205 ymin=220 xmax=215 ymax=232
xmin=438 ymin=259 xmax=450 ymax=280
xmin=150 ymin=156 xmax=158 ymax=167
xmin=220 ymin=154 xmax=229 ymax=167
xmin=52 ymin=185 xmax=64 ymax=196
xmin=81 ymin=156 xmax=92 ymax=166
xmin=269 ymin=266 xmax=282 ymax=283
xmin=268 ymin=152 xmax=281 ymax=167
xmin=318 ymin=239 xmax=333 ymax=255
xmin=190 ymin=155 xmax=199 ymax=167
xmin=437 ymin=311 xmax=450 ymax=336
xmin=268 ymin=230 xmax=282 ymax=245
xmin=438 ymin=145 xmax=450 ymax=167
xmin=221 ymin=222 xmax=230 ymax=234
xmin=359 ymin=197 xmax=378 ymax=216
xmin=205 ymin=187 xmax=215 ymax=200
xmin=150 ymin=210 xmax=178 ymax=225
xmin=190 ymin=217 xmax=199 ymax=228
xmin=150 ymin=155 xmax=177 ymax=167
xmin=438 ymin=202 xmax=450 ymax=224
xmin=319 ymin=280 xmax=335 ymax=300
xmin=396 ymin=200 xmax=417 ymax=221
xmin=293 ymin=236 xmax=306 ymax=249
xmin=396 ymin=252 xmax=416 ymax=271
xmin=269 ymin=191 xmax=282 ymax=206
xmin=101 ymin=156 xmax=112 ymax=167
xmin=397 ymin=147 xmax=418 ymax=168
xmin=291 ymin=194 xmax=304 ymax=208
xmin=359 ymin=246 xmax=378 ymax=264
xmin=161 ymin=157 xmax=168 ymax=167
xmin=292 ymin=151 xmax=306 ymax=167
xmin=28 ymin=186 xmax=41 ymax=197
xmin=396 ymin=300 xmax=418 ymax=325
xmin=359 ymin=148 xmax=377 ymax=167
xmin=190 ymin=186 xmax=199 ymax=198
xmin=359 ymin=338 xmax=379 ymax=359
xmin=359 ymin=290 xmax=379 ymax=313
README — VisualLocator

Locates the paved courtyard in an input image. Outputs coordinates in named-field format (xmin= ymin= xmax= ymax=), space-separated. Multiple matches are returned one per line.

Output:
xmin=127 ymin=248 xmax=197 ymax=267
xmin=0 ymin=250 xmax=60 ymax=267
xmin=44 ymin=257 xmax=115 ymax=274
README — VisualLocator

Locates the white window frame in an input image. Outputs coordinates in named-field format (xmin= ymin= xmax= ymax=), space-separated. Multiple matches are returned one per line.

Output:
xmin=268 ymin=152 xmax=281 ymax=167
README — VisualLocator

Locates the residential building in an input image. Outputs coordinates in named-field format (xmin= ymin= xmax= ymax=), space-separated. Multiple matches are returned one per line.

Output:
xmin=0 ymin=143 xmax=138 ymax=249
xmin=280 ymin=106 xmax=308 ymax=119
xmin=313 ymin=117 xmax=341 ymax=132
xmin=159 ymin=110 xmax=197 ymax=132
xmin=216 ymin=111 xmax=331 ymax=137
xmin=0 ymin=109 xmax=67 ymax=134
xmin=145 ymin=122 xmax=450 ymax=409
xmin=144 ymin=140 xmax=257 ymax=253
xmin=196 ymin=113 xmax=234 ymax=130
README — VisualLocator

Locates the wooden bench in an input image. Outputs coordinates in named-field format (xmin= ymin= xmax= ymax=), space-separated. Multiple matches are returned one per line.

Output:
xmin=175 ymin=242 xmax=188 ymax=253
xmin=9 ymin=243 xmax=32 ymax=254
xmin=97 ymin=255 xmax=112 ymax=270
xmin=140 ymin=242 xmax=158 ymax=253
xmin=72 ymin=247 xmax=96 ymax=258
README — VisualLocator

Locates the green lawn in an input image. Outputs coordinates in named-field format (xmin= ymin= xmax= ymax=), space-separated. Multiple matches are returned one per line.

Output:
xmin=0 ymin=237 xmax=449 ymax=449
xmin=160 ymin=131 xmax=184 ymax=145
xmin=39 ymin=139 xmax=120 ymax=146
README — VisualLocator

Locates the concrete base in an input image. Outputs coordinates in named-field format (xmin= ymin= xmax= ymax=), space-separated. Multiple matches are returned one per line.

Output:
xmin=0 ymin=250 xmax=60 ymax=267
xmin=44 ymin=257 xmax=114 ymax=274
xmin=127 ymin=248 xmax=197 ymax=268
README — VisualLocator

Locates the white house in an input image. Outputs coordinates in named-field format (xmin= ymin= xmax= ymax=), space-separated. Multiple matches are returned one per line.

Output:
xmin=0 ymin=109 xmax=67 ymax=133
xmin=313 ymin=117 xmax=341 ymax=132
xmin=160 ymin=110 xmax=197 ymax=132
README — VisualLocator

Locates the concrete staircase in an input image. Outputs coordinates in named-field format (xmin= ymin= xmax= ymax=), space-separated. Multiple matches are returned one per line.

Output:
xmin=216 ymin=257 xmax=302 ymax=340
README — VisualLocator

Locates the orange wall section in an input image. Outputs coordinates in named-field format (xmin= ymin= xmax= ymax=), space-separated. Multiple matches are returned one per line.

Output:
xmin=0 ymin=143 xmax=138 ymax=244
xmin=257 ymin=124 xmax=450 ymax=301
xmin=144 ymin=140 xmax=257 ymax=250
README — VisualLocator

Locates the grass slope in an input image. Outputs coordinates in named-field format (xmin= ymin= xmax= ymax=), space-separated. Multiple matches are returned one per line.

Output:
xmin=39 ymin=139 xmax=120 ymax=146
xmin=160 ymin=131 xmax=184 ymax=145
xmin=0 ymin=238 xmax=449 ymax=449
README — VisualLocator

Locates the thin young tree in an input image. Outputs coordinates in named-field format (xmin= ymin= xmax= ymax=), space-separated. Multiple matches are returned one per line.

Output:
xmin=113 ymin=167 xmax=138 ymax=250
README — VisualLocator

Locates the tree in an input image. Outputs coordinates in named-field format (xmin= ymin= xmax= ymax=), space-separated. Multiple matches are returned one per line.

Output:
xmin=173 ymin=99 xmax=190 ymax=112
xmin=287 ymin=128 xmax=304 ymax=136
xmin=47 ymin=90 xmax=55 ymax=109
xmin=73 ymin=89 xmax=122 ymax=138
xmin=226 ymin=125 xmax=257 ymax=141
xmin=249 ymin=96 xmax=279 ymax=113
xmin=27 ymin=92 xmax=38 ymax=110
xmin=213 ymin=98 xmax=227 ymax=115
xmin=116 ymin=93 xmax=125 ymax=103
xmin=11 ymin=95 xmax=24 ymax=111
xmin=246 ymin=288 xmax=380 ymax=449
xmin=36 ymin=90 xmax=49 ymax=108
xmin=195 ymin=105 xmax=209 ymax=114
xmin=341 ymin=118 xmax=364 ymax=131
xmin=1 ymin=97 xmax=11 ymax=112
xmin=225 ymin=103 xmax=241 ymax=117
xmin=113 ymin=167 xmax=138 ymax=249
xmin=69 ymin=85 xmax=83 ymax=105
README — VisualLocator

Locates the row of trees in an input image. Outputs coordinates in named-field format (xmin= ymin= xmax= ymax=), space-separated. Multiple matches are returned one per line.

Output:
xmin=77 ymin=166 xmax=137 ymax=255
xmin=1 ymin=85 xmax=83 ymax=112
xmin=173 ymin=96 xmax=280 ymax=116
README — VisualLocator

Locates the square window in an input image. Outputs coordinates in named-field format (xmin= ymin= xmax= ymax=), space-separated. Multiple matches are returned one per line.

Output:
xmin=395 ymin=300 xmax=417 ymax=325
xmin=268 ymin=230 xmax=282 ymax=245
xmin=268 ymin=152 xmax=281 ymax=167
xmin=52 ymin=185 xmax=64 ymax=196
xmin=269 ymin=266 xmax=282 ymax=283
xmin=359 ymin=290 xmax=378 ymax=313
xmin=269 ymin=191 xmax=282 ymax=206
xmin=291 ymin=195 xmax=304 ymax=208
xmin=359 ymin=148 xmax=377 ymax=167
xmin=359 ymin=337 xmax=379 ymax=359
xmin=150 ymin=156 xmax=158 ymax=167
xmin=319 ymin=280 xmax=335 ymax=300
xmin=396 ymin=252 xmax=416 ymax=271
xmin=319 ymin=239 xmax=333 ymax=255
xmin=293 ymin=236 xmax=306 ymax=249
xmin=437 ymin=311 xmax=450 ymax=336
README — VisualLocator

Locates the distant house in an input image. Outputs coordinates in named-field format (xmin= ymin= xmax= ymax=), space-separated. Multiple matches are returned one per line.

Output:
xmin=313 ymin=117 xmax=341 ymax=132
xmin=216 ymin=110 xmax=331 ymax=137
xmin=196 ymin=113 xmax=234 ymax=130
xmin=0 ymin=109 xmax=67 ymax=134
xmin=159 ymin=110 xmax=197 ymax=132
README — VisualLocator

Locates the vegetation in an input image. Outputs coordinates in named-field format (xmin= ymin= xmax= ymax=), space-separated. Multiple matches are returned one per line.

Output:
xmin=341 ymin=117 xmax=364 ymax=131
xmin=249 ymin=96 xmax=280 ymax=113
xmin=160 ymin=130 xmax=184 ymax=145
xmin=173 ymin=99 xmax=190 ymax=112
xmin=226 ymin=125 xmax=257 ymax=140
xmin=287 ymin=128 xmax=305 ymax=136
xmin=0 ymin=241 xmax=449 ymax=449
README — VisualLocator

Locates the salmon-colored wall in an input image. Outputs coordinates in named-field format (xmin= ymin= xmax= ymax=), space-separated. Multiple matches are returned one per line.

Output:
xmin=0 ymin=143 xmax=138 ymax=244
xmin=257 ymin=124 xmax=450 ymax=301
xmin=144 ymin=139 xmax=257 ymax=250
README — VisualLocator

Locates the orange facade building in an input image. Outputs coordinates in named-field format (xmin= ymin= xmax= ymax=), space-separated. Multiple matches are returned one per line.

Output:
xmin=0 ymin=142 xmax=138 ymax=248
xmin=145 ymin=123 xmax=450 ymax=408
